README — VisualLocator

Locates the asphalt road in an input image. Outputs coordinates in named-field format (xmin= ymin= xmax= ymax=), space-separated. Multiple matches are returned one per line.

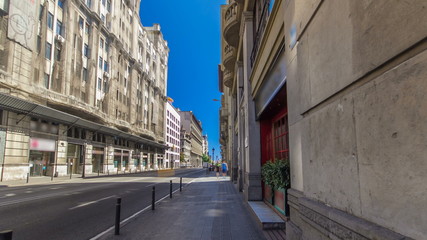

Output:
xmin=0 ymin=168 xmax=206 ymax=240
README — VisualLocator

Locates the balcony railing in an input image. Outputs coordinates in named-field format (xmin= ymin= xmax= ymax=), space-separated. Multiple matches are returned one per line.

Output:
xmin=250 ymin=0 xmax=272 ymax=67
xmin=223 ymin=69 xmax=233 ymax=88
xmin=223 ymin=2 xmax=241 ymax=47
xmin=223 ymin=44 xmax=236 ymax=71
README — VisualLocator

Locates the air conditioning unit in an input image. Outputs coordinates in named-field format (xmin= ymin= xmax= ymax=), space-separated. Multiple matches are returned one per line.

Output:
xmin=103 ymin=72 xmax=110 ymax=78
xmin=55 ymin=35 xmax=65 ymax=43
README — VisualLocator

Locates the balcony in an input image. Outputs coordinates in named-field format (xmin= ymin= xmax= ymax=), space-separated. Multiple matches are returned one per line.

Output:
xmin=223 ymin=44 xmax=236 ymax=71
xmin=220 ymin=107 xmax=229 ymax=121
xmin=223 ymin=69 xmax=233 ymax=88
xmin=223 ymin=2 xmax=241 ymax=47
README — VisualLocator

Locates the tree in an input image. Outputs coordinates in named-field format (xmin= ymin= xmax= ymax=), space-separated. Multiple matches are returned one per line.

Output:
xmin=180 ymin=152 xmax=185 ymax=162
xmin=202 ymin=154 xmax=210 ymax=163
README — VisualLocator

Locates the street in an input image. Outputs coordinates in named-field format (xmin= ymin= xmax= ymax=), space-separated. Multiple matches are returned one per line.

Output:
xmin=0 ymin=169 xmax=205 ymax=240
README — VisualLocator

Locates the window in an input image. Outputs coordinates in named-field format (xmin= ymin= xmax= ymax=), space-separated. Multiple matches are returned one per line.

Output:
xmin=85 ymin=23 xmax=90 ymax=34
xmin=105 ymin=42 xmax=109 ymax=53
xmin=98 ymin=78 xmax=102 ymax=90
xmin=100 ymin=39 xmax=104 ymax=49
xmin=103 ymin=81 xmax=107 ymax=93
xmin=101 ymin=14 xmax=105 ymax=23
xmin=84 ymin=44 xmax=89 ymax=57
xmin=37 ymin=36 xmax=41 ymax=54
xmin=45 ymin=42 xmax=52 ymax=60
xmin=82 ymin=68 xmax=88 ymax=81
xmin=79 ymin=16 xmax=84 ymax=29
xmin=103 ymin=61 xmax=109 ymax=72
xmin=55 ymin=47 xmax=61 ymax=61
xmin=44 ymin=73 xmax=50 ymax=89
xmin=107 ymin=0 xmax=111 ymax=12
xmin=102 ymin=0 xmax=106 ymax=6
xmin=86 ymin=0 xmax=92 ymax=8
xmin=99 ymin=57 xmax=103 ymax=68
xmin=39 ymin=5 xmax=44 ymax=21
xmin=56 ymin=20 xmax=62 ymax=36
xmin=58 ymin=0 xmax=64 ymax=9
xmin=47 ymin=12 xmax=53 ymax=29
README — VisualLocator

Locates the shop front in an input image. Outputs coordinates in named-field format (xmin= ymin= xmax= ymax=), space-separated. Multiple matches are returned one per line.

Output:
xmin=132 ymin=152 xmax=141 ymax=170
xmin=29 ymin=137 xmax=56 ymax=176
xmin=67 ymin=143 xmax=84 ymax=174
xmin=92 ymin=147 xmax=105 ymax=173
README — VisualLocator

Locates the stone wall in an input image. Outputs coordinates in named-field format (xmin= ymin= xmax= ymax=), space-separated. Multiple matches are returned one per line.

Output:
xmin=286 ymin=0 xmax=427 ymax=239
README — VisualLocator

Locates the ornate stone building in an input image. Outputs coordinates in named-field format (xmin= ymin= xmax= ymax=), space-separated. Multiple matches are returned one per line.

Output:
xmin=0 ymin=0 xmax=169 ymax=180
xmin=219 ymin=0 xmax=427 ymax=239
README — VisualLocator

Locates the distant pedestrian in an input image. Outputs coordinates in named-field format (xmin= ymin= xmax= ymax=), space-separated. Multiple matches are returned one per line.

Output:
xmin=221 ymin=161 xmax=228 ymax=178
xmin=215 ymin=163 xmax=220 ymax=179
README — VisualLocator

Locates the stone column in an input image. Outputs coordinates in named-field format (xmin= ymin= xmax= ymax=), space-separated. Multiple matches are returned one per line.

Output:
xmin=242 ymin=11 xmax=262 ymax=201
xmin=154 ymin=152 xmax=159 ymax=170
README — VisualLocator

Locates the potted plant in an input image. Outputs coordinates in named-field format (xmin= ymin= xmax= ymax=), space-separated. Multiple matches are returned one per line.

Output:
xmin=261 ymin=161 xmax=275 ymax=204
xmin=261 ymin=159 xmax=290 ymax=215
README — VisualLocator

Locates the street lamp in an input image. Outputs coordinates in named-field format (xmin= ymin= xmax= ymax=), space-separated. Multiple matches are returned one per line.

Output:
xmin=212 ymin=147 xmax=215 ymax=163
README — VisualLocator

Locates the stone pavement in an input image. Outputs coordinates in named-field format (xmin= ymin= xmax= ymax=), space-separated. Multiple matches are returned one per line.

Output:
xmin=98 ymin=172 xmax=267 ymax=240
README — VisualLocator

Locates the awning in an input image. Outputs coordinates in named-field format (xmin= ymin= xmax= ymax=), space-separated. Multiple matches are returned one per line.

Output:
xmin=0 ymin=93 xmax=166 ymax=149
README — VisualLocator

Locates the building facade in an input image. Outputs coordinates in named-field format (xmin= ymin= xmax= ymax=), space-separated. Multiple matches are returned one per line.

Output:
xmin=164 ymin=101 xmax=180 ymax=168
xmin=219 ymin=0 xmax=427 ymax=239
xmin=202 ymin=135 xmax=208 ymax=157
xmin=179 ymin=111 xmax=203 ymax=167
xmin=0 ymin=0 xmax=169 ymax=181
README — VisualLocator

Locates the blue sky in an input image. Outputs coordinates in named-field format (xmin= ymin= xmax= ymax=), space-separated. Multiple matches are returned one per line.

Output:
xmin=139 ymin=0 xmax=226 ymax=159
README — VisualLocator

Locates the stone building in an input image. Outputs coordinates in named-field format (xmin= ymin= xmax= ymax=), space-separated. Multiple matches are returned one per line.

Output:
xmin=179 ymin=111 xmax=203 ymax=167
xmin=0 ymin=0 xmax=169 ymax=181
xmin=219 ymin=0 xmax=427 ymax=239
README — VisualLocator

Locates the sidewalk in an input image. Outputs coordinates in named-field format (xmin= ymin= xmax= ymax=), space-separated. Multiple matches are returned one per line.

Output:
xmin=98 ymin=172 xmax=267 ymax=240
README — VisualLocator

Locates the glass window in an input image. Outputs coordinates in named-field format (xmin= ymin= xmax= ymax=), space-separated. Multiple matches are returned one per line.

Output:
xmin=107 ymin=0 xmax=111 ymax=12
xmin=103 ymin=81 xmax=107 ymax=93
xmin=100 ymin=39 xmax=104 ymax=49
xmin=58 ymin=0 xmax=64 ymax=9
xmin=39 ymin=5 xmax=44 ymax=21
xmin=84 ymin=44 xmax=89 ymax=57
xmin=55 ymin=47 xmax=61 ymax=61
xmin=86 ymin=0 xmax=92 ymax=8
xmin=79 ymin=16 xmax=84 ymax=29
xmin=45 ymin=42 xmax=52 ymax=60
xmin=102 ymin=0 xmax=106 ymax=6
xmin=47 ymin=12 xmax=53 ymax=29
xmin=103 ymin=61 xmax=109 ymax=72
xmin=99 ymin=57 xmax=103 ymax=68
xmin=82 ymin=68 xmax=88 ymax=82
xmin=98 ymin=78 xmax=102 ymax=90
xmin=44 ymin=73 xmax=50 ymax=89
xmin=56 ymin=20 xmax=62 ymax=36
xmin=85 ymin=23 xmax=90 ymax=34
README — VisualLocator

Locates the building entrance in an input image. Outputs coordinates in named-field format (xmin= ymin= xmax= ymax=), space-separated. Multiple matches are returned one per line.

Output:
xmin=67 ymin=144 xmax=83 ymax=174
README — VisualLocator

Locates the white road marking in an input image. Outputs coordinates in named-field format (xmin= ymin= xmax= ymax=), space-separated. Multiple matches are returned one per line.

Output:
xmin=5 ymin=193 xmax=16 ymax=197
xmin=69 ymin=195 xmax=116 ymax=210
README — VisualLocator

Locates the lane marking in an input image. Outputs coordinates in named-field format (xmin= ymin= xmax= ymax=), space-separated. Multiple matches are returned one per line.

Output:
xmin=69 ymin=195 xmax=116 ymax=210
xmin=89 ymin=171 xmax=202 ymax=240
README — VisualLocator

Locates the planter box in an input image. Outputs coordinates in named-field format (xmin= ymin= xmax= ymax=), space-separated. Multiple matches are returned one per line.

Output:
xmin=274 ymin=188 xmax=289 ymax=216
xmin=264 ymin=184 xmax=274 ymax=204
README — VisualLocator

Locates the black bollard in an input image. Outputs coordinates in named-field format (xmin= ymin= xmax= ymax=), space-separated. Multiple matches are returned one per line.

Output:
xmin=180 ymin=177 xmax=182 ymax=192
xmin=0 ymin=230 xmax=13 ymax=240
xmin=26 ymin=173 xmax=29 ymax=184
xmin=152 ymin=186 xmax=155 ymax=210
xmin=170 ymin=180 xmax=172 ymax=198
xmin=117 ymin=168 xmax=119 ymax=175
xmin=115 ymin=198 xmax=121 ymax=235
xmin=98 ymin=170 xmax=100 ymax=176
